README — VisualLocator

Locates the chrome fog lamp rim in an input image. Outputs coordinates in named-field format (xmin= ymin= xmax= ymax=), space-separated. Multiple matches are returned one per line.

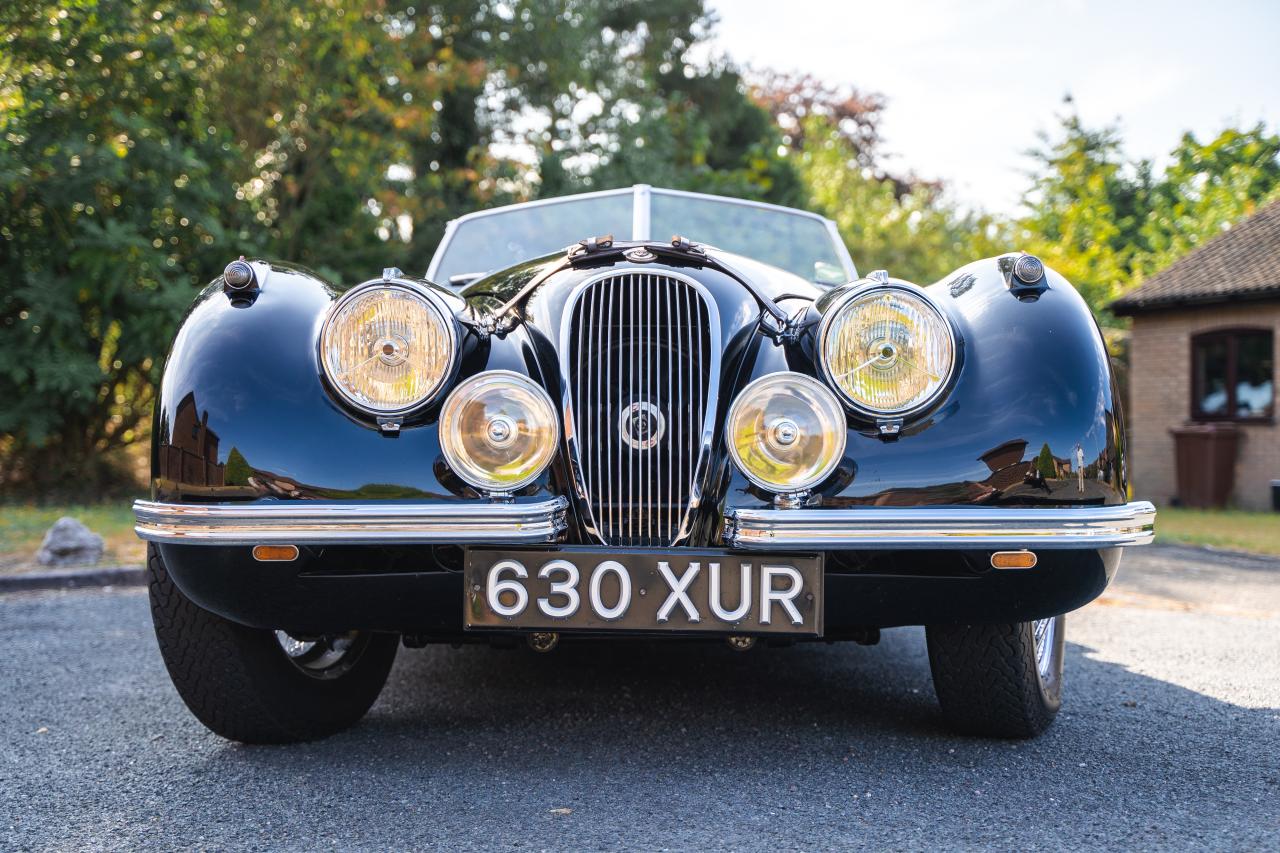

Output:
xmin=817 ymin=281 xmax=958 ymax=419
xmin=726 ymin=371 xmax=847 ymax=493
xmin=439 ymin=369 xmax=560 ymax=493
xmin=319 ymin=279 xmax=457 ymax=417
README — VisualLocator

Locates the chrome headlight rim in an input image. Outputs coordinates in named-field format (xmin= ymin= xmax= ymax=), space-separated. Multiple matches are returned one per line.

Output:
xmin=817 ymin=281 xmax=959 ymax=420
xmin=319 ymin=278 xmax=458 ymax=418
xmin=725 ymin=371 xmax=848 ymax=494
xmin=439 ymin=369 xmax=560 ymax=494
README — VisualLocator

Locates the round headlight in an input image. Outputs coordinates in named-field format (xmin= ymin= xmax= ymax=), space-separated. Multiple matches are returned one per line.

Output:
xmin=321 ymin=283 xmax=456 ymax=415
xmin=440 ymin=371 xmax=559 ymax=493
xmin=820 ymin=285 xmax=956 ymax=416
xmin=726 ymin=372 xmax=846 ymax=493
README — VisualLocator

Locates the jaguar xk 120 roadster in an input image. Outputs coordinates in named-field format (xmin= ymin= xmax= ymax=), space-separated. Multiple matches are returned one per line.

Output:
xmin=135 ymin=185 xmax=1155 ymax=742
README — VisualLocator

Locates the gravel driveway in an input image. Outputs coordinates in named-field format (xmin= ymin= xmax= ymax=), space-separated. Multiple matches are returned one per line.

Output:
xmin=3 ymin=545 xmax=1278 ymax=851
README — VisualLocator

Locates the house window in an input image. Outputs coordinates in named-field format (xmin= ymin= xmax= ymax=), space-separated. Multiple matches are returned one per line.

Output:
xmin=1191 ymin=329 xmax=1274 ymax=421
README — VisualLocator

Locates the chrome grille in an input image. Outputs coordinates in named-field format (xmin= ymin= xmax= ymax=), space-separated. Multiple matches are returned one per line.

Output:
xmin=563 ymin=270 xmax=718 ymax=546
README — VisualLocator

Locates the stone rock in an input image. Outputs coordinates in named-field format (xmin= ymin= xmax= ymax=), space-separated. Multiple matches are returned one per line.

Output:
xmin=36 ymin=517 xmax=105 ymax=567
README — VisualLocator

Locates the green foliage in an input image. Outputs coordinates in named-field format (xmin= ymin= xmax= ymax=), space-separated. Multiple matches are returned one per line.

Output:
xmin=585 ymin=62 xmax=803 ymax=206
xmin=3 ymin=1 xmax=1277 ymax=501
xmin=1015 ymin=107 xmax=1280 ymax=323
xmin=490 ymin=1 xmax=800 ymax=205
xmin=0 ymin=0 xmax=247 ymax=494
xmin=1139 ymin=124 xmax=1280 ymax=273
xmin=1035 ymin=443 xmax=1057 ymax=480
xmin=798 ymin=100 xmax=1280 ymax=315
xmin=223 ymin=447 xmax=250 ymax=486
xmin=1014 ymin=114 xmax=1150 ymax=314
xmin=797 ymin=117 xmax=1009 ymax=283
xmin=3 ymin=0 xmax=773 ymax=497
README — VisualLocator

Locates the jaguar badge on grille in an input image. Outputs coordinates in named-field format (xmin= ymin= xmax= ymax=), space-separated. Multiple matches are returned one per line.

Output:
xmin=619 ymin=401 xmax=666 ymax=451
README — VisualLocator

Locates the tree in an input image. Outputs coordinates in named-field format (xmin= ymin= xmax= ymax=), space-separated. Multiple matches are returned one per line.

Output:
xmin=749 ymin=70 xmax=884 ymax=168
xmin=0 ymin=0 xmax=249 ymax=495
xmin=1014 ymin=108 xmax=1153 ymax=316
xmin=478 ymin=1 xmax=800 ymax=205
xmin=583 ymin=60 xmax=804 ymax=205
xmin=1035 ymin=443 xmax=1057 ymax=480
xmin=1015 ymin=105 xmax=1280 ymax=322
xmin=1139 ymin=124 xmax=1280 ymax=274
xmin=0 ymin=0 xmax=731 ymax=498
xmin=797 ymin=117 xmax=1009 ymax=284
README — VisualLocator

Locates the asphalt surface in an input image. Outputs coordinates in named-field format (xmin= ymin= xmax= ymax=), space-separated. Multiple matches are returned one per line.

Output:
xmin=3 ymin=545 xmax=1278 ymax=851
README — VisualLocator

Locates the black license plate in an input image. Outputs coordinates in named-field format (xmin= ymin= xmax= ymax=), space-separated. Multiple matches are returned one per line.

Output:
xmin=464 ymin=547 xmax=823 ymax=636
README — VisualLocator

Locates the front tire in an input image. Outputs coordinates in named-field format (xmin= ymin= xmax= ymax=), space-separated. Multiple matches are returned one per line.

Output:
xmin=925 ymin=615 xmax=1065 ymax=738
xmin=147 ymin=544 xmax=398 ymax=744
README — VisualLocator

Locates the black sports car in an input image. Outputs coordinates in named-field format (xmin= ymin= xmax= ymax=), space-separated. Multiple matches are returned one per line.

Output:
xmin=135 ymin=185 xmax=1155 ymax=742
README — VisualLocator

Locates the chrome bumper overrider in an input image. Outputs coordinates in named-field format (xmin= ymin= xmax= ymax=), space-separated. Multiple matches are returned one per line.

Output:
xmin=133 ymin=497 xmax=570 ymax=545
xmin=723 ymin=501 xmax=1156 ymax=550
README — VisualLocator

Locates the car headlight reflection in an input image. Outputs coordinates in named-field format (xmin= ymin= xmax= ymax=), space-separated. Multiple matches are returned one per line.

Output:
xmin=727 ymin=372 xmax=846 ymax=493
xmin=440 ymin=371 xmax=559 ymax=493
xmin=821 ymin=285 xmax=955 ymax=416
xmin=321 ymin=283 xmax=455 ymax=415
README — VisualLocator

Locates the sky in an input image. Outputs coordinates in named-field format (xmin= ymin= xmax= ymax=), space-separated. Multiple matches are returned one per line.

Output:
xmin=709 ymin=0 xmax=1280 ymax=215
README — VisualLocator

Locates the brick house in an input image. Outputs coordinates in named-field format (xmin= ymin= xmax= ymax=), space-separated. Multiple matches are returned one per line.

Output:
xmin=1111 ymin=201 xmax=1279 ymax=510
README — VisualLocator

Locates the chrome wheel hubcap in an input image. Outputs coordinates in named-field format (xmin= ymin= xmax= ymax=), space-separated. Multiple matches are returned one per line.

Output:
xmin=1032 ymin=617 xmax=1057 ymax=680
xmin=275 ymin=630 xmax=360 ymax=676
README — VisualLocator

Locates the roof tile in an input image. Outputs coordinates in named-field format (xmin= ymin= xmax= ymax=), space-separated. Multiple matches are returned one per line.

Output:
xmin=1110 ymin=199 xmax=1280 ymax=313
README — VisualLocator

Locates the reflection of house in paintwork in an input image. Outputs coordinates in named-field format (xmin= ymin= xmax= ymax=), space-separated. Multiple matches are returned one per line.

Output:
xmin=978 ymin=439 xmax=1031 ymax=493
xmin=160 ymin=392 xmax=225 ymax=487
xmin=979 ymin=439 xmax=1080 ymax=496
xmin=1030 ymin=443 xmax=1075 ymax=479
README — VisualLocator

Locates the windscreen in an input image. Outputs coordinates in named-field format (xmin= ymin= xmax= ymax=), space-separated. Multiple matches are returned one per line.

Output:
xmin=650 ymin=192 xmax=847 ymax=284
xmin=431 ymin=193 xmax=632 ymax=285
xmin=431 ymin=189 xmax=849 ymax=286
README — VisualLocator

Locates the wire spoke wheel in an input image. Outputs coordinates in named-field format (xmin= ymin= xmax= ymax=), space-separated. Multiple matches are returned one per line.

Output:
xmin=274 ymin=630 xmax=367 ymax=680
xmin=1032 ymin=617 xmax=1057 ymax=681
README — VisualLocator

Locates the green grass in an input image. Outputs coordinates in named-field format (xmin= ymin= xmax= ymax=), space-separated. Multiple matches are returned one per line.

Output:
xmin=1155 ymin=506 xmax=1280 ymax=556
xmin=0 ymin=504 xmax=144 ymax=571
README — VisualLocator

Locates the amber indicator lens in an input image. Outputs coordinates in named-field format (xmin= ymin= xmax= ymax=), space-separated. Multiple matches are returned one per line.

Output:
xmin=253 ymin=545 xmax=299 ymax=562
xmin=990 ymin=550 xmax=1037 ymax=569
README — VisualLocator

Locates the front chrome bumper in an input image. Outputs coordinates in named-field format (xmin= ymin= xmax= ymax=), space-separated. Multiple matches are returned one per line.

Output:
xmin=136 ymin=497 xmax=1155 ymax=551
xmin=134 ymin=497 xmax=570 ymax=545
xmin=723 ymin=501 xmax=1156 ymax=550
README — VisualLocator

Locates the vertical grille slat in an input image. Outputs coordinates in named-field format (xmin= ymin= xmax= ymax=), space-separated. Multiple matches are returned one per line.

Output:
xmin=646 ymin=274 xmax=655 ymax=544
xmin=664 ymin=279 xmax=673 ymax=539
xmin=608 ymin=280 xmax=619 ymax=541
xmin=565 ymin=270 xmax=715 ymax=547
xmin=579 ymin=286 xmax=588 ymax=500
xmin=684 ymin=283 xmax=695 ymax=517
xmin=677 ymin=282 xmax=686 ymax=534
xmin=628 ymin=275 xmax=636 ymax=542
